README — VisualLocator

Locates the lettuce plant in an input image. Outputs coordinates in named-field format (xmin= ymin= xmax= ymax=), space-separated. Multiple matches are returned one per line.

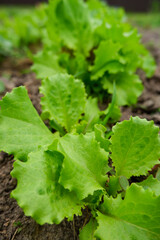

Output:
xmin=0 ymin=73 xmax=117 ymax=160
xmin=32 ymin=0 xmax=156 ymax=106
xmin=0 ymin=74 xmax=160 ymax=239
xmin=0 ymin=4 xmax=47 ymax=59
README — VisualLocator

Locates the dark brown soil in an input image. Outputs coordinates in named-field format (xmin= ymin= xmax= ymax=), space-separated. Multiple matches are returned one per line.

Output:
xmin=0 ymin=27 xmax=160 ymax=240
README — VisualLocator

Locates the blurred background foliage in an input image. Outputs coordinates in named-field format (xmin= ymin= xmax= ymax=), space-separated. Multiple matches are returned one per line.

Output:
xmin=0 ymin=0 xmax=159 ymax=62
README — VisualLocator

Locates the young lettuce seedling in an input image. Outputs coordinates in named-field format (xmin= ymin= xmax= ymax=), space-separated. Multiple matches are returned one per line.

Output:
xmin=0 ymin=73 xmax=116 ymax=159
xmin=32 ymin=0 xmax=156 ymax=107
xmin=0 ymin=75 xmax=159 ymax=239
xmin=39 ymin=73 xmax=120 ymax=135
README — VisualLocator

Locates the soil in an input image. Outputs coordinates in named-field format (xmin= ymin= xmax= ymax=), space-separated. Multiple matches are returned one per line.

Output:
xmin=0 ymin=27 xmax=160 ymax=240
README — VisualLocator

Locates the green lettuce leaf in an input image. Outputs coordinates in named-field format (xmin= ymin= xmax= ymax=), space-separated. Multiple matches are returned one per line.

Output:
xmin=0 ymin=87 xmax=54 ymax=161
xmin=102 ymin=73 xmax=143 ymax=106
xmin=48 ymin=0 xmax=97 ymax=55
xmin=110 ymin=117 xmax=160 ymax=178
xmin=95 ymin=184 xmax=160 ymax=240
xmin=83 ymin=190 xmax=104 ymax=208
xmin=32 ymin=50 xmax=65 ymax=79
xmin=138 ymin=175 xmax=160 ymax=196
xmin=40 ymin=73 xmax=86 ymax=132
xmin=94 ymin=124 xmax=110 ymax=152
xmin=141 ymin=50 xmax=156 ymax=78
xmin=11 ymin=149 xmax=83 ymax=225
xmin=106 ymin=176 xmax=121 ymax=197
xmin=79 ymin=217 xmax=97 ymax=240
xmin=101 ymin=81 xmax=121 ymax=123
xmin=90 ymin=40 xmax=122 ymax=80
xmin=156 ymin=168 xmax=160 ymax=181
xmin=58 ymin=134 xmax=109 ymax=200
xmin=102 ymin=103 xmax=121 ymax=123
xmin=83 ymin=97 xmax=100 ymax=133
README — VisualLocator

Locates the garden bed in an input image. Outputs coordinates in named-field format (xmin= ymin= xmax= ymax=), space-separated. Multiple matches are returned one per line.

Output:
xmin=0 ymin=26 xmax=160 ymax=240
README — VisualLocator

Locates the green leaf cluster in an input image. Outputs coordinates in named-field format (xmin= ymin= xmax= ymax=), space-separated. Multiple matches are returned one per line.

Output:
xmin=0 ymin=1 xmax=159 ymax=239
xmin=32 ymin=0 xmax=156 ymax=106
xmin=0 ymin=4 xmax=47 ymax=59
xmin=0 ymin=77 xmax=160 ymax=239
